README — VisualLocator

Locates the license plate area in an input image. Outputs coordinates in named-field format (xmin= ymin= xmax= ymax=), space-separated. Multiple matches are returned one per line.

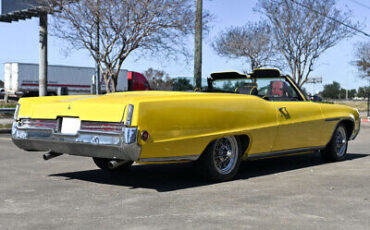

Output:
xmin=61 ymin=117 xmax=81 ymax=135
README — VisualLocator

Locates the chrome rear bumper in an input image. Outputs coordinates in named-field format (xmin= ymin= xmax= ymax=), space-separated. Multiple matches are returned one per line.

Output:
xmin=11 ymin=122 xmax=141 ymax=161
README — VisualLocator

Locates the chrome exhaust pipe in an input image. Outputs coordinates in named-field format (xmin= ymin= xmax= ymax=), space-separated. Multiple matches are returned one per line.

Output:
xmin=43 ymin=151 xmax=63 ymax=160
xmin=108 ymin=160 xmax=127 ymax=169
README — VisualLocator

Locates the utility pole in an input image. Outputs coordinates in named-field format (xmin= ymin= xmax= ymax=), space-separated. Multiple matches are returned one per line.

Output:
xmin=368 ymin=78 xmax=370 ymax=118
xmin=194 ymin=0 xmax=203 ymax=89
xmin=367 ymin=92 xmax=369 ymax=118
xmin=39 ymin=12 xmax=48 ymax=96
xmin=95 ymin=0 xmax=101 ymax=95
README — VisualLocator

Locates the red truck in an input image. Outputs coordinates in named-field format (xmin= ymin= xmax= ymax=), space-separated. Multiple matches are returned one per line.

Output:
xmin=128 ymin=71 xmax=151 ymax=91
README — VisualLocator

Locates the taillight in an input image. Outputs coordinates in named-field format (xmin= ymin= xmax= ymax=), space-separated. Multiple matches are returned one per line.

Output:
xmin=20 ymin=119 xmax=58 ymax=130
xmin=80 ymin=121 xmax=123 ymax=133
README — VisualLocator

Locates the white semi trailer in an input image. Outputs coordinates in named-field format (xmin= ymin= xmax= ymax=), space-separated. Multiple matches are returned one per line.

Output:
xmin=3 ymin=63 xmax=150 ymax=97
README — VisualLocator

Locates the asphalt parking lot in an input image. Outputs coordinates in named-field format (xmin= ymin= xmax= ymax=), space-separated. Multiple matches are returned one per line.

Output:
xmin=0 ymin=125 xmax=369 ymax=230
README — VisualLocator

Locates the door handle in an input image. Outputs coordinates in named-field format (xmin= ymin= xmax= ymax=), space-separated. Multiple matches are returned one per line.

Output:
xmin=279 ymin=107 xmax=287 ymax=113
xmin=279 ymin=107 xmax=290 ymax=119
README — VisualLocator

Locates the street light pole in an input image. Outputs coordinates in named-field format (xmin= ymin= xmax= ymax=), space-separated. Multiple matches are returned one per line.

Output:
xmin=95 ymin=0 xmax=101 ymax=95
xmin=39 ymin=12 xmax=48 ymax=96
xmin=194 ymin=0 xmax=203 ymax=89
xmin=367 ymin=92 xmax=369 ymax=118
xmin=368 ymin=79 xmax=370 ymax=118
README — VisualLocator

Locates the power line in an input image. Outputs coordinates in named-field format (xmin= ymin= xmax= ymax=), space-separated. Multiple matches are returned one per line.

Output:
xmin=348 ymin=0 xmax=370 ymax=11
xmin=287 ymin=0 xmax=370 ymax=38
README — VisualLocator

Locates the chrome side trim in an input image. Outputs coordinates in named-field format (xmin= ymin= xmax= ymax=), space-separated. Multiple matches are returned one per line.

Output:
xmin=246 ymin=146 xmax=325 ymax=160
xmin=325 ymin=117 xmax=341 ymax=122
xmin=324 ymin=117 xmax=358 ymax=143
xmin=139 ymin=155 xmax=200 ymax=162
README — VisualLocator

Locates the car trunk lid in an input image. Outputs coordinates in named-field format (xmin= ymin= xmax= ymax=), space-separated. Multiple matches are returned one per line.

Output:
xmin=18 ymin=94 xmax=128 ymax=122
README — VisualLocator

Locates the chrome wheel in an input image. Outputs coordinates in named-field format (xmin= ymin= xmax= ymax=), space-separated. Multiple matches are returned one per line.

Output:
xmin=335 ymin=126 xmax=347 ymax=157
xmin=213 ymin=136 xmax=239 ymax=175
xmin=321 ymin=124 xmax=348 ymax=162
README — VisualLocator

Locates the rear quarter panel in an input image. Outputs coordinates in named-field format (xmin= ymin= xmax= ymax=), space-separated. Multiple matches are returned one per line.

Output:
xmin=134 ymin=94 xmax=278 ymax=160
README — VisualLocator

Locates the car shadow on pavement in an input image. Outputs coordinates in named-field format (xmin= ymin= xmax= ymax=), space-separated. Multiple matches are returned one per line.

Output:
xmin=49 ymin=152 xmax=369 ymax=192
xmin=236 ymin=152 xmax=368 ymax=179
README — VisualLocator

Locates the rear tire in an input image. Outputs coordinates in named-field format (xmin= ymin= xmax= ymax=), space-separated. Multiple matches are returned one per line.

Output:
xmin=196 ymin=136 xmax=242 ymax=182
xmin=92 ymin=157 xmax=133 ymax=172
xmin=321 ymin=124 xmax=348 ymax=162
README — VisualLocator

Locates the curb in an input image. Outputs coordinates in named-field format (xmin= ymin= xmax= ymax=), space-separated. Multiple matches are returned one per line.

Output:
xmin=0 ymin=129 xmax=11 ymax=134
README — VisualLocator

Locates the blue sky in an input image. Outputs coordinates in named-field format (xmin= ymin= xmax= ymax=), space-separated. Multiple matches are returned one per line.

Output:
xmin=0 ymin=0 xmax=369 ymax=94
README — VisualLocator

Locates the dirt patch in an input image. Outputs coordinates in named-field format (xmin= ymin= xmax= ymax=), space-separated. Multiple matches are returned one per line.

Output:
xmin=0 ymin=101 xmax=17 ymax=108
xmin=0 ymin=123 xmax=12 ymax=129
xmin=332 ymin=100 xmax=368 ymax=112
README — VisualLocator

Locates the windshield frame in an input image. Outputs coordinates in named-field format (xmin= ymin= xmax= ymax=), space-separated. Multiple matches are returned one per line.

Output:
xmin=206 ymin=73 xmax=307 ymax=101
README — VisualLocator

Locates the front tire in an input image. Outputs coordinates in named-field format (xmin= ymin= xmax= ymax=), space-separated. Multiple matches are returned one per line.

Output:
xmin=92 ymin=157 xmax=133 ymax=172
xmin=196 ymin=136 xmax=242 ymax=182
xmin=321 ymin=124 xmax=348 ymax=162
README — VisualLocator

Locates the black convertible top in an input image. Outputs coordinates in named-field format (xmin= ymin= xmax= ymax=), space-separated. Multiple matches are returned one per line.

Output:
xmin=250 ymin=69 xmax=281 ymax=78
xmin=210 ymin=71 xmax=247 ymax=80
xmin=210 ymin=69 xmax=281 ymax=80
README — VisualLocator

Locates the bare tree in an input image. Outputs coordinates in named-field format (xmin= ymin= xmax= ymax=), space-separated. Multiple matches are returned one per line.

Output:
xmin=50 ymin=0 xmax=195 ymax=92
xmin=212 ymin=21 xmax=276 ymax=71
xmin=144 ymin=68 xmax=173 ymax=90
xmin=353 ymin=41 xmax=370 ymax=79
xmin=258 ymin=0 xmax=357 ymax=87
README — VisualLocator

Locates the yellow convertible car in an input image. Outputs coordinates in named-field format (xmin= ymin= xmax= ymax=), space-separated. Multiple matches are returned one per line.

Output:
xmin=12 ymin=69 xmax=360 ymax=181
